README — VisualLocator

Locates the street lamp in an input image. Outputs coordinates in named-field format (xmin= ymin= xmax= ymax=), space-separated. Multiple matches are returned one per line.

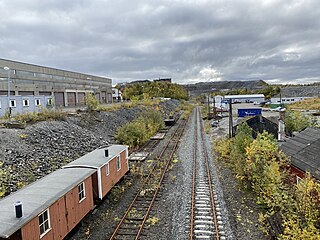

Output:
xmin=3 ymin=67 xmax=11 ymax=119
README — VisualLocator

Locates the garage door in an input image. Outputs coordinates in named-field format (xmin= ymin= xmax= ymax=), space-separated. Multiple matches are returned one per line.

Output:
xmin=54 ymin=92 xmax=65 ymax=107
xmin=95 ymin=93 xmax=100 ymax=103
xmin=107 ymin=93 xmax=112 ymax=103
xmin=67 ymin=92 xmax=76 ymax=106
xmin=78 ymin=92 xmax=85 ymax=105
xmin=101 ymin=91 xmax=107 ymax=103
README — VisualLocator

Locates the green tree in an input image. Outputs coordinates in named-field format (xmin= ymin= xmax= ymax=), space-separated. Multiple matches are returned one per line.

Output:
xmin=244 ymin=132 xmax=289 ymax=211
xmin=285 ymin=110 xmax=317 ymax=136
xmin=281 ymin=173 xmax=320 ymax=239
xmin=122 ymin=82 xmax=188 ymax=100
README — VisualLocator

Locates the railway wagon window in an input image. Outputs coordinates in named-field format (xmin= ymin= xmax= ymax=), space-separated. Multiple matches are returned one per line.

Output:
xmin=78 ymin=182 xmax=86 ymax=202
xmin=106 ymin=163 xmax=110 ymax=176
xmin=39 ymin=209 xmax=51 ymax=237
xmin=117 ymin=156 xmax=121 ymax=171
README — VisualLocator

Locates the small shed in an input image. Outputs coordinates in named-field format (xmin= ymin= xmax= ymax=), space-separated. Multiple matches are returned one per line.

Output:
xmin=233 ymin=115 xmax=278 ymax=139
xmin=64 ymin=145 xmax=129 ymax=200
xmin=0 ymin=168 xmax=95 ymax=240
xmin=280 ymin=128 xmax=320 ymax=182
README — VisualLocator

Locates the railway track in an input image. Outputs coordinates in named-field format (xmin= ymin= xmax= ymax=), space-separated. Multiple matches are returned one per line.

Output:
xmin=109 ymin=119 xmax=186 ymax=240
xmin=190 ymin=108 xmax=226 ymax=240
xmin=138 ymin=139 xmax=159 ymax=153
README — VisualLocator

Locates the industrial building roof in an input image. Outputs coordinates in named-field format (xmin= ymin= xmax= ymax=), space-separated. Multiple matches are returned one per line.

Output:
xmin=64 ymin=145 xmax=127 ymax=169
xmin=280 ymin=128 xmax=320 ymax=180
xmin=0 ymin=167 xmax=95 ymax=238
xmin=224 ymin=94 xmax=265 ymax=99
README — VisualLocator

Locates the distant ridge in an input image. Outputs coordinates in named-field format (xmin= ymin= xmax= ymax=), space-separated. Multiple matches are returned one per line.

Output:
xmin=183 ymin=80 xmax=268 ymax=96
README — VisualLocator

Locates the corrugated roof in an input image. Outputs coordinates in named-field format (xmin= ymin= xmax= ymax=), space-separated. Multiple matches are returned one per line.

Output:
xmin=64 ymin=145 xmax=127 ymax=168
xmin=280 ymin=128 xmax=320 ymax=180
xmin=224 ymin=94 xmax=265 ymax=99
xmin=0 ymin=168 xmax=95 ymax=238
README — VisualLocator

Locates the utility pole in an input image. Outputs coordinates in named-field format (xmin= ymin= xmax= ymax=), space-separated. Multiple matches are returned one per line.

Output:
xmin=207 ymin=93 xmax=210 ymax=119
xmin=228 ymin=100 xmax=233 ymax=138
xmin=213 ymin=96 xmax=216 ymax=118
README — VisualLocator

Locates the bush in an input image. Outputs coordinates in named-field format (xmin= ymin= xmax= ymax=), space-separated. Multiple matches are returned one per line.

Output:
xmin=0 ymin=161 xmax=10 ymax=198
xmin=285 ymin=110 xmax=317 ymax=136
xmin=115 ymin=110 xmax=165 ymax=149
xmin=214 ymin=127 xmax=320 ymax=238
xmin=85 ymin=93 xmax=99 ymax=111
xmin=15 ymin=108 xmax=67 ymax=123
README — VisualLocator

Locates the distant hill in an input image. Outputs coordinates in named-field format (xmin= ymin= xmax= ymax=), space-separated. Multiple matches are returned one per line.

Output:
xmin=278 ymin=84 xmax=320 ymax=97
xmin=183 ymin=80 xmax=268 ymax=96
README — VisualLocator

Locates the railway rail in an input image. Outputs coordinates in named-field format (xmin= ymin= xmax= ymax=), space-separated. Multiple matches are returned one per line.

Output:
xmin=137 ymin=139 xmax=159 ymax=153
xmin=109 ymin=119 xmax=186 ymax=240
xmin=190 ymin=108 xmax=226 ymax=240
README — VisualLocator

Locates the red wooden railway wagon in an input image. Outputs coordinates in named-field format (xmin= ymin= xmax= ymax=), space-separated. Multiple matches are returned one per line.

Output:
xmin=63 ymin=144 xmax=129 ymax=200
xmin=280 ymin=128 xmax=320 ymax=183
xmin=0 ymin=144 xmax=129 ymax=240
xmin=0 ymin=168 xmax=95 ymax=240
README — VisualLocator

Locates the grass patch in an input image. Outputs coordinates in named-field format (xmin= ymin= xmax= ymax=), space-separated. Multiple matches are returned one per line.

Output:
xmin=12 ymin=108 xmax=67 ymax=124
xmin=287 ymin=97 xmax=320 ymax=110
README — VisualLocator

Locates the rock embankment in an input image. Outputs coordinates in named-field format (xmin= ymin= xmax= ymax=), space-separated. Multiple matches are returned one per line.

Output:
xmin=0 ymin=99 xmax=180 ymax=195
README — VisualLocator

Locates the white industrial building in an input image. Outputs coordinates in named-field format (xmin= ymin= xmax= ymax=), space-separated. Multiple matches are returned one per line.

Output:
xmin=112 ymin=88 xmax=123 ymax=102
xmin=271 ymin=96 xmax=312 ymax=104
xmin=224 ymin=94 xmax=265 ymax=104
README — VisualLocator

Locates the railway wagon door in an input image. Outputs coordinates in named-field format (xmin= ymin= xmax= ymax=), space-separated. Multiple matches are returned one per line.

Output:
xmin=91 ymin=172 xmax=99 ymax=201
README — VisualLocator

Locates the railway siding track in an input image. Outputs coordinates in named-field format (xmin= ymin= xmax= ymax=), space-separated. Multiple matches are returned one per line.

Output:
xmin=190 ymin=108 xmax=226 ymax=240
xmin=109 ymin=119 xmax=186 ymax=240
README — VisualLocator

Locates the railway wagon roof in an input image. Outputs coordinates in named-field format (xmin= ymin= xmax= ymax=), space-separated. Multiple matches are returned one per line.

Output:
xmin=65 ymin=145 xmax=128 ymax=168
xmin=280 ymin=128 xmax=320 ymax=180
xmin=0 ymin=167 xmax=95 ymax=238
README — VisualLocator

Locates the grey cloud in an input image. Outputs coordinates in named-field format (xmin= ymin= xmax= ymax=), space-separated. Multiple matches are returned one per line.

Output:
xmin=0 ymin=0 xmax=320 ymax=84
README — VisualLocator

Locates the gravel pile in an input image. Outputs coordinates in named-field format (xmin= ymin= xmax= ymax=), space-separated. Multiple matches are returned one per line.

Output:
xmin=0 ymin=99 xmax=180 ymax=195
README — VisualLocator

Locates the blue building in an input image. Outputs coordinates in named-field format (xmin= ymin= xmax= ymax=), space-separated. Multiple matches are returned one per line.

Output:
xmin=0 ymin=95 xmax=53 ymax=117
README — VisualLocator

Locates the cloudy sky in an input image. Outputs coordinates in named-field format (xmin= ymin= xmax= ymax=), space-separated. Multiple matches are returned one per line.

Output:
xmin=1 ymin=0 xmax=320 ymax=84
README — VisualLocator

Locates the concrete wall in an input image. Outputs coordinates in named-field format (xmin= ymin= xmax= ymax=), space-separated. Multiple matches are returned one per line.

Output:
xmin=0 ymin=95 xmax=53 ymax=117
xmin=0 ymin=59 xmax=112 ymax=107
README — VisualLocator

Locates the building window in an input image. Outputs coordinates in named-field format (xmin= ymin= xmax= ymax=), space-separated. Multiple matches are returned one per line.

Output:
xmin=39 ymin=209 xmax=51 ymax=237
xmin=78 ymin=182 xmax=86 ymax=202
xmin=23 ymin=99 xmax=30 ymax=107
xmin=10 ymin=100 xmax=16 ymax=108
xmin=106 ymin=163 xmax=109 ymax=176
xmin=117 ymin=156 xmax=121 ymax=171
xmin=35 ymin=99 xmax=41 ymax=106
xmin=47 ymin=98 xmax=53 ymax=106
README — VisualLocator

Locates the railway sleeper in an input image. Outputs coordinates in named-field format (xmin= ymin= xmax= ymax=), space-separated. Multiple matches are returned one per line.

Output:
xmin=126 ymin=217 xmax=144 ymax=221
